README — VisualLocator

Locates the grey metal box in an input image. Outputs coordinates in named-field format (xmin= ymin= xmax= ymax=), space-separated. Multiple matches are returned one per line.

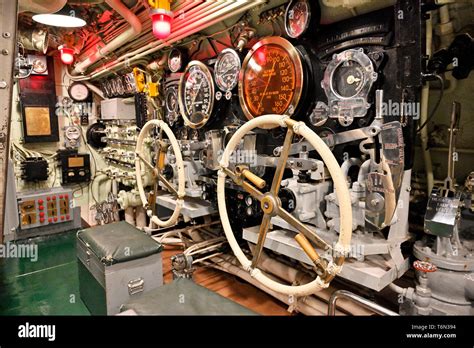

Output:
xmin=100 ymin=98 xmax=136 ymax=120
xmin=77 ymin=222 xmax=163 ymax=315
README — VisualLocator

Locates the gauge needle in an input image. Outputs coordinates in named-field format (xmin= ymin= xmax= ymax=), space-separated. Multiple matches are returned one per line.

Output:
xmin=257 ymin=59 xmax=277 ymax=111
xmin=191 ymin=81 xmax=203 ymax=113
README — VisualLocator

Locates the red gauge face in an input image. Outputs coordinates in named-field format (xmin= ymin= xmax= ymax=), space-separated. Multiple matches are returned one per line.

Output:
xmin=240 ymin=41 xmax=303 ymax=119
xmin=285 ymin=0 xmax=311 ymax=39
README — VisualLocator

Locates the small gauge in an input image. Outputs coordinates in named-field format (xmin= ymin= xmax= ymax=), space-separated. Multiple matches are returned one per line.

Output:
xmin=165 ymin=85 xmax=179 ymax=126
xmin=168 ymin=48 xmax=186 ymax=73
xmin=178 ymin=61 xmax=215 ymax=129
xmin=68 ymin=82 xmax=90 ymax=102
xmin=214 ymin=48 xmax=241 ymax=92
xmin=65 ymin=126 xmax=81 ymax=140
xmin=245 ymin=195 xmax=253 ymax=206
xmin=31 ymin=58 xmax=47 ymax=74
xmin=246 ymin=207 xmax=254 ymax=216
xmin=285 ymin=0 xmax=312 ymax=39
xmin=332 ymin=60 xmax=365 ymax=98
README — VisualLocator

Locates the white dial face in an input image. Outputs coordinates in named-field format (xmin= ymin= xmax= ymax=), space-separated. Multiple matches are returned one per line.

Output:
xmin=65 ymin=126 xmax=81 ymax=140
xmin=169 ymin=49 xmax=183 ymax=73
xmin=70 ymin=83 xmax=89 ymax=101
xmin=32 ymin=59 xmax=47 ymax=73
xmin=215 ymin=49 xmax=241 ymax=91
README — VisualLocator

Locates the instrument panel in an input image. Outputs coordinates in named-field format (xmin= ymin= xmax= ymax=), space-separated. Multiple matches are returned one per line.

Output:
xmin=178 ymin=60 xmax=215 ymax=129
xmin=238 ymin=37 xmax=304 ymax=120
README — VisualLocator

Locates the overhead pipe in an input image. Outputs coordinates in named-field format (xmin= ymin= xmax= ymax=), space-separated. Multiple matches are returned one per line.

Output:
xmin=92 ymin=1 xmax=225 ymax=75
xmin=19 ymin=0 xmax=66 ymax=13
xmin=72 ymin=0 xmax=143 ymax=75
xmin=69 ymin=0 xmax=266 ymax=80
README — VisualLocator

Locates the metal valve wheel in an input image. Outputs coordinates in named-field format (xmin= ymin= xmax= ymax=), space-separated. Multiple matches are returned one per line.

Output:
xmin=217 ymin=115 xmax=353 ymax=296
xmin=135 ymin=119 xmax=186 ymax=228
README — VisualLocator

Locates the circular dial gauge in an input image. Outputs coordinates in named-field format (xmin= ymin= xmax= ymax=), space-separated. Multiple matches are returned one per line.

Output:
xmin=165 ymin=86 xmax=179 ymax=125
xmin=178 ymin=61 xmax=215 ymax=129
xmin=285 ymin=0 xmax=311 ymax=39
xmin=65 ymin=126 xmax=81 ymax=140
xmin=215 ymin=48 xmax=241 ymax=92
xmin=239 ymin=37 xmax=304 ymax=120
xmin=68 ymin=82 xmax=90 ymax=102
xmin=168 ymin=48 xmax=185 ymax=73
xmin=32 ymin=59 xmax=47 ymax=74
xmin=332 ymin=60 xmax=365 ymax=98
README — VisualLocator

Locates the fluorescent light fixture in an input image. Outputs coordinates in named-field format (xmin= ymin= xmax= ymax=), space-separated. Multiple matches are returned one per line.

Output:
xmin=32 ymin=5 xmax=86 ymax=28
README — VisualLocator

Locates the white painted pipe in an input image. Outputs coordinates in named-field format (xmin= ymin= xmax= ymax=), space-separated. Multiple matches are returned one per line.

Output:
xmin=125 ymin=206 xmax=135 ymax=225
xmin=72 ymin=0 xmax=143 ymax=75
xmin=341 ymin=158 xmax=362 ymax=179
xmin=135 ymin=206 xmax=147 ymax=229
xmin=70 ymin=0 xmax=265 ymax=80
xmin=19 ymin=0 xmax=66 ymax=13
xmin=85 ymin=82 xmax=104 ymax=99
xmin=357 ymin=159 xmax=371 ymax=184
xmin=92 ymin=174 xmax=108 ymax=202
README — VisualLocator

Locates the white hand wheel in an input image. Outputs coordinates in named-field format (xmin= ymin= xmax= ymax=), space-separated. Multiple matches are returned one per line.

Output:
xmin=135 ymin=119 xmax=185 ymax=227
xmin=217 ymin=115 xmax=353 ymax=296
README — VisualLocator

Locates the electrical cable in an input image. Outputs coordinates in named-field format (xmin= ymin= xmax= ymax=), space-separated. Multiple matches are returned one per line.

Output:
xmin=417 ymin=74 xmax=444 ymax=133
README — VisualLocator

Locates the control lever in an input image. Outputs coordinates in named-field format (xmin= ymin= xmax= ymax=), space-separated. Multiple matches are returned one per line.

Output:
xmin=444 ymin=102 xmax=461 ymax=194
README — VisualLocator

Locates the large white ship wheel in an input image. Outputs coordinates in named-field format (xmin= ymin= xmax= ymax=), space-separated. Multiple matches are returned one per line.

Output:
xmin=217 ymin=115 xmax=353 ymax=296
xmin=135 ymin=119 xmax=185 ymax=227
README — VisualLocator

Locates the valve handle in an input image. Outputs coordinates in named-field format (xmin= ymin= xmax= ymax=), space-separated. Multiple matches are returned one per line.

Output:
xmin=413 ymin=260 xmax=437 ymax=273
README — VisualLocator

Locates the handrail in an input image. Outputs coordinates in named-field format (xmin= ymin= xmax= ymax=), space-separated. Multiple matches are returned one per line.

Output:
xmin=328 ymin=290 xmax=399 ymax=316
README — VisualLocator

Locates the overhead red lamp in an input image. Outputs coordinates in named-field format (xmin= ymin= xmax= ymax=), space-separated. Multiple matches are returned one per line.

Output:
xmin=58 ymin=45 xmax=75 ymax=65
xmin=149 ymin=0 xmax=173 ymax=40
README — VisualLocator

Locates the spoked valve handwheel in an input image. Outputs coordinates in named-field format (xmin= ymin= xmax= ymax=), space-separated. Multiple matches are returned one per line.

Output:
xmin=217 ymin=115 xmax=353 ymax=296
xmin=135 ymin=119 xmax=185 ymax=228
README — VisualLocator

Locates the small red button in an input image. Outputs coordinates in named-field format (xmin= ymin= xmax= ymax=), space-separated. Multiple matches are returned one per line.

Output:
xmin=48 ymin=218 xmax=52 ymax=223
xmin=65 ymin=194 xmax=69 ymax=199
xmin=60 ymin=216 xmax=65 ymax=221
xmin=66 ymin=215 xmax=70 ymax=220
xmin=46 ymin=196 xmax=51 ymax=201
xmin=40 ymin=218 xmax=45 ymax=223
xmin=53 ymin=217 xmax=58 ymax=222
xmin=59 ymin=195 xmax=63 ymax=199
xmin=39 ymin=205 xmax=44 ymax=211
xmin=52 ymin=196 xmax=56 ymax=200
xmin=38 ymin=199 xmax=44 ymax=204
xmin=39 ymin=212 xmax=45 ymax=217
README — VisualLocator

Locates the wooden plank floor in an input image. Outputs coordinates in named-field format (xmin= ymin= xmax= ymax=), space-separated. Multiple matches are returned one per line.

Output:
xmin=162 ymin=247 xmax=293 ymax=316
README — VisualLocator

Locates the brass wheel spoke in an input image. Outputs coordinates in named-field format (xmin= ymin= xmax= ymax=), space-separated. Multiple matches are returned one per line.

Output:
xmin=276 ymin=206 xmax=332 ymax=251
xmin=222 ymin=167 xmax=265 ymax=202
xmin=156 ymin=172 xmax=179 ymax=196
xmin=251 ymin=214 xmax=272 ymax=268
xmin=270 ymin=128 xmax=294 ymax=195
xmin=137 ymin=152 xmax=156 ymax=172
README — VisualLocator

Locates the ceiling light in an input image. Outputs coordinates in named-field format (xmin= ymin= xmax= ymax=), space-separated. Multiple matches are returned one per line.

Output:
xmin=32 ymin=5 xmax=86 ymax=28
xmin=149 ymin=0 xmax=173 ymax=40
xmin=59 ymin=46 xmax=75 ymax=65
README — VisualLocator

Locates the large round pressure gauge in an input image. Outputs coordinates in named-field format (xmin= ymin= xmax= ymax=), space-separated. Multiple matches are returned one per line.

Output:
xmin=238 ymin=36 xmax=304 ymax=120
xmin=284 ymin=0 xmax=311 ymax=39
xmin=178 ymin=61 xmax=215 ymax=129
xmin=68 ymin=82 xmax=90 ymax=102
xmin=214 ymin=48 xmax=241 ymax=92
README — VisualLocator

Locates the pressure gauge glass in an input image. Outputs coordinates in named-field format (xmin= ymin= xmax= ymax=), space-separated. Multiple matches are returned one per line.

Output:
xmin=215 ymin=48 xmax=241 ymax=92
xmin=285 ymin=0 xmax=311 ymax=39
xmin=245 ymin=195 xmax=253 ymax=206
xmin=168 ymin=48 xmax=185 ymax=73
xmin=165 ymin=85 xmax=179 ymax=125
xmin=68 ymin=82 xmax=90 ymax=102
xmin=32 ymin=59 xmax=47 ymax=74
xmin=178 ymin=61 xmax=215 ymax=129
xmin=115 ymin=77 xmax=125 ymax=96
xmin=239 ymin=37 xmax=304 ymax=120
xmin=332 ymin=60 xmax=365 ymax=98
